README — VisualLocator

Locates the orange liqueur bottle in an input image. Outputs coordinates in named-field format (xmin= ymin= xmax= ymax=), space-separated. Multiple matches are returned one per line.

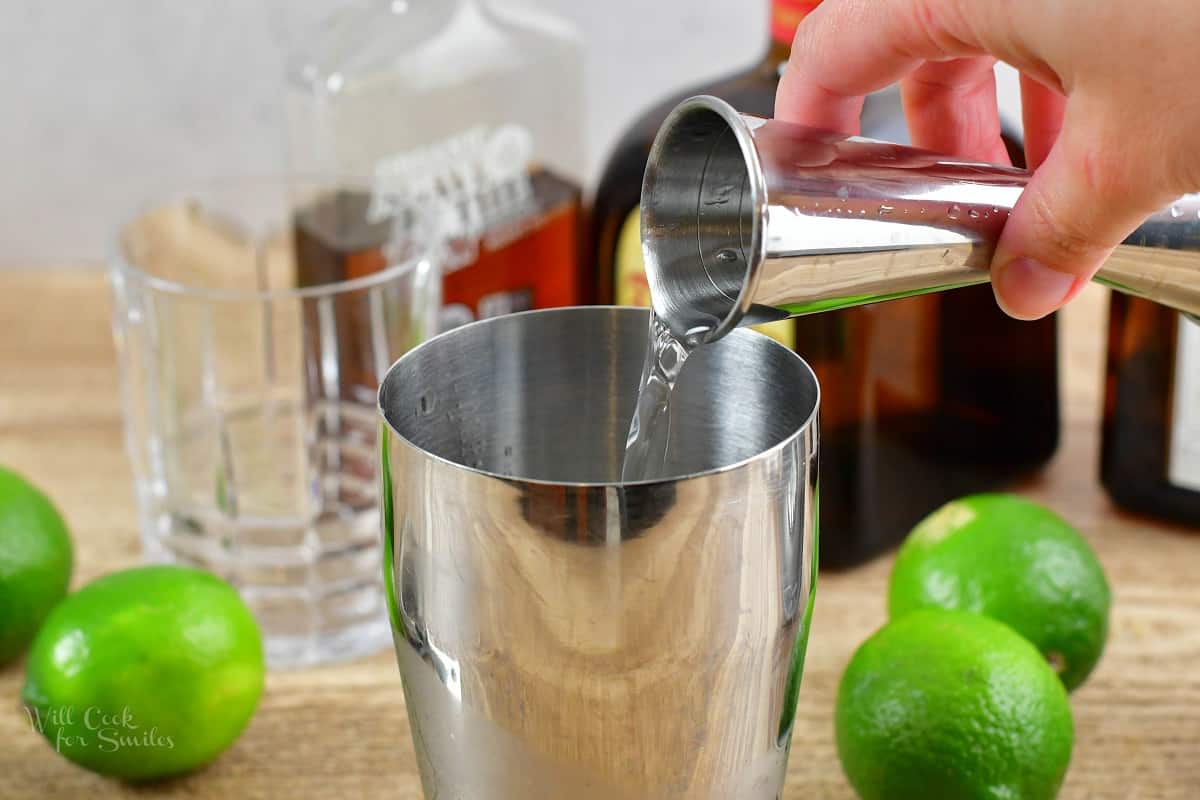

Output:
xmin=592 ymin=0 xmax=1060 ymax=567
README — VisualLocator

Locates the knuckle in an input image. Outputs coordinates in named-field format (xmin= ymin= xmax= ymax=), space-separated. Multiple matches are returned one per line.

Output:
xmin=906 ymin=0 xmax=972 ymax=56
xmin=905 ymin=0 xmax=952 ymax=56
xmin=1077 ymin=145 xmax=1131 ymax=199
xmin=1023 ymin=188 xmax=1101 ymax=262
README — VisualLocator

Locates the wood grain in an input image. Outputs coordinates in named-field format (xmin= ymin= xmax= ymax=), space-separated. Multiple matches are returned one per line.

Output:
xmin=0 ymin=271 xmax=1197 ymax=799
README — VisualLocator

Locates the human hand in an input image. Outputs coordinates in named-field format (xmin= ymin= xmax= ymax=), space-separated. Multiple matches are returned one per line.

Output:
xmin=776 ymin=0 xmax=1200 ymax=319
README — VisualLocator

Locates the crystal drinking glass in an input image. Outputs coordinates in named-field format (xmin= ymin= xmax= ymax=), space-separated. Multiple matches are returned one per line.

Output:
xmin=110 ymin=176 xmax=441 ymax=668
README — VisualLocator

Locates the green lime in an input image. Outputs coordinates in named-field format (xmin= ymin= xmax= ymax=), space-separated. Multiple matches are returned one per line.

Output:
xmin=836 ymin=608 xmax=1073 ymax=800
xmin=888 ymin=493 xmax=1110 ymax=691
xmin=0 ymin=466 xmax=73 ymax=666
xmin=21 ymin=565 xmax=264 ymax=781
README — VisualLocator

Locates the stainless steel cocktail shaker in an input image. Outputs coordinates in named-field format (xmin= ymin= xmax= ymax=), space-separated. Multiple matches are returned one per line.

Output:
xmin=378 ymin=307 xmax=819 ymax=799
xmin=642 ymin=95 xmax=1200 ymax=343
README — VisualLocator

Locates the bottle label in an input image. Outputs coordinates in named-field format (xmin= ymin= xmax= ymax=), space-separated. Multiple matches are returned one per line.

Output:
xmin=369 ymin=124 xmax=583 ymax=322
xmin=371 ymin=123 xmax=538 ymax=266
xmin=614 ymin=206 xmax=652 ymax=309
xmin=614 ymin=206 xmax=796 ymax=348
xmin=771 ymin=0 xmax=822 ymax=46
xmin=1169 ymin=314 xmax=1200 ymax=492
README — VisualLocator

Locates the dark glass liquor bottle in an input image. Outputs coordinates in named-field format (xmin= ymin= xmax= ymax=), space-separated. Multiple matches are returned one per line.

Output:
xmin=1101 ymin=296 xmax=1200 ymax=525
xmin=592 ymin=0 xmax=1060 ymax=567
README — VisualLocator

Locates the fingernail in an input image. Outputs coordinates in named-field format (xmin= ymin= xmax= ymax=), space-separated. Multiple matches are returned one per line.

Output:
xmin=992 ymin=258 xmax=1078 ymax=320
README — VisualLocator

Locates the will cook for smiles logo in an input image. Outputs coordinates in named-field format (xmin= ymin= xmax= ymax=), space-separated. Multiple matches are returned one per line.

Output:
xmin=24 ymin=705 xmax=175 ymax=752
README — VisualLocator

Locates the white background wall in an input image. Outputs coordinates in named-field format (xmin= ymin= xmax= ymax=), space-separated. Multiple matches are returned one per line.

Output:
xmin=0 ymin=0 xmax=1019 ymax=265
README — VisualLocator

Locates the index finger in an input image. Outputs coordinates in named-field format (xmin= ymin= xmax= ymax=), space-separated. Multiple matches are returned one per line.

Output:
xmin=775 ymin=0 xmax=1014 ymax=132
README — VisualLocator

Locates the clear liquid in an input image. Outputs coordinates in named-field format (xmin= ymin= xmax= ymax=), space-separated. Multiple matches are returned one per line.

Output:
xmin=621 ymin=314 xmax=704 ymax=482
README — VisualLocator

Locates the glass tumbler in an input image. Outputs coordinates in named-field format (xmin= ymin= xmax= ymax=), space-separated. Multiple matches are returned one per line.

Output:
xmin=110 ymin=177 xmax=441 ymax=668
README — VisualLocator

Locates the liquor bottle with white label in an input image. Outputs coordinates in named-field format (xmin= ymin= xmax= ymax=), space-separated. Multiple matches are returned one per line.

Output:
xmin=592 ymin=0 xmax=1061 ymax=567
xmin=286 ymin=0 xmax=587 ymax=327
xmin=1102 ymin=297 xmax=1200 ymax=525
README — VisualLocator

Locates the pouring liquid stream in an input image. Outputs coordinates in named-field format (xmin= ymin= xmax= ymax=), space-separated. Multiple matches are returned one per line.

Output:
xmin=621 ymin=313 xmax=708 ymax=482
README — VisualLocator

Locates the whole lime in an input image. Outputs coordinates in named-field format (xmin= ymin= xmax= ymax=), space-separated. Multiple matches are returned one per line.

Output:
xmin=21 ymin=565 xmax=264 ymax=781
xmin=888 ymin=493 xmax=1110 ymax=690
xmin=836 ymin=609 xmax=1073 ymax=800
xmin=0 ymin=466 xmax=73 ymax=666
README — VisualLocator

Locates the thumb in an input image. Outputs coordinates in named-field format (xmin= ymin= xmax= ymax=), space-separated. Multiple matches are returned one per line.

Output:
xmin=991 ymin=123 xmax=1168 ymax=320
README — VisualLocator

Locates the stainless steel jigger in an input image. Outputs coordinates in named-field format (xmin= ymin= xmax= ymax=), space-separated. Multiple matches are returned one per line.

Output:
xmin=642 ymin=94 xmax=1200 ymax=343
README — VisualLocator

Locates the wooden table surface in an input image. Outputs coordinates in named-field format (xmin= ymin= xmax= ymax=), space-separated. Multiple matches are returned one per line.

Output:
xmin=0 ymin=270 xmax=1197 ymax=799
